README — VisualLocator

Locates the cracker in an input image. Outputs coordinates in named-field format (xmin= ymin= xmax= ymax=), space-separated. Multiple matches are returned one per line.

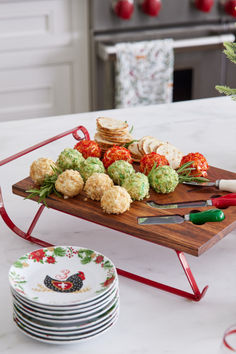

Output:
xmin=156 ymin=143 xmax=183 ymax=169
xmin=97 ymin=117 xmax=128 ymax=131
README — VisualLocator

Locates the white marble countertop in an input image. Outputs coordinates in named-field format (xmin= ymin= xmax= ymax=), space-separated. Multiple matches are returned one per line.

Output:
xmin=1 ymin=97 xmax=236 ymax=354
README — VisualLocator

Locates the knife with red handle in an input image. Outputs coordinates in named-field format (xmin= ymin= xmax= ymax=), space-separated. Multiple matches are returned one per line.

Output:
xmin=147 ymin=193 xmax=236 ymax=210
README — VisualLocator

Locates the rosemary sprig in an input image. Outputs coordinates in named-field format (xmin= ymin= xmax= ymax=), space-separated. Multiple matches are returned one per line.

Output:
xmin=25 ymin=166 xmax=62 ymax=207
xmin=176 ymin=161 xmax=209 ymax=184
xmin=124 ymin=139 xmax=138 ymax=148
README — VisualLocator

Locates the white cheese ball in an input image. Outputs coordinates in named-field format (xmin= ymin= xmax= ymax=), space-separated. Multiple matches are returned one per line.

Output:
xmin=30 ymin=158 xmax=56 ymax=185
xmin=101 ymin=186 xmax=132 ymax=214
xmin=55 ymin=170 xmax=84 ymax=199
xmin=84 ymin=173 xmax=114 ymax=201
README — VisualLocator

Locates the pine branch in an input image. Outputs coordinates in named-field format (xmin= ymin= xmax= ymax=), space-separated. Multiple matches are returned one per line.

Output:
xmin=223 ymin=42 xmax=236 ymax=64
xmin=216 ymin=42 xmax=236 ymax=100
xmin=215 ymin=85 xmax=236 ymax=98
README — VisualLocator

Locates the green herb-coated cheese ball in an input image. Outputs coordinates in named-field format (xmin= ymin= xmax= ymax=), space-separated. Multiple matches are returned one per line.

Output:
xmin=107 ymin=160 xmax=135 ymax=185
xmin=148 ymin=165 xmax=179 ymax=194
xmin=57 ymin=148 xmax=84 ymax=171
xmin=122 ymin=172 xmax=149 ymax=201
xmin=80 ymin=157 xmax=105 ymax=181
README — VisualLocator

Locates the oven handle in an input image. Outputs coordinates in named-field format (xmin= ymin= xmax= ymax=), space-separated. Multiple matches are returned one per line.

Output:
xmin=98 ymin=33 xmax=235 ymax=61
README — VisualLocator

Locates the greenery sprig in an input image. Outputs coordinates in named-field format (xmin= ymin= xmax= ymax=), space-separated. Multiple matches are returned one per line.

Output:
xmin=216 ymin=42 xmax=236 ymax=101
xmin=124 ymin=139 xmax=139 ymax=148
xmin=176 ymin=161 xmax=209 ymax=184
xmin=25 ymin=166 xmax=62 ymax=207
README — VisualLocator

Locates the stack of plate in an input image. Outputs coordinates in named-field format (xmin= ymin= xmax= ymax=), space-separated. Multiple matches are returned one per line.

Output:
xmin=9 ymin=246 xmax=119 ymax=344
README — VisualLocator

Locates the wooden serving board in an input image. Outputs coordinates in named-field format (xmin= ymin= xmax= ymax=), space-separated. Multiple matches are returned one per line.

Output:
xmin=12 ymin=166 xmax=236 ymax=257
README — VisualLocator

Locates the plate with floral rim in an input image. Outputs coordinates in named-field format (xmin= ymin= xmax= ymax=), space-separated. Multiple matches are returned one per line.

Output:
xmin=11 ymin=277 xmax=118 ymax=311
xmin=11 ymin=283 xmax=118 ymax=314
xmin=13 ymin=311 xmax=119 ymax=344
xmin=13 ymin=300 xmax=120 ymax=332
xmin=9 ymin=246 xmax=117 ymax=306
xmin=13 ymin=295 xmax=119 ymax=324
xmin=13 ymin=290 xmax=119 ymax=319
xmin=13 ymin=305 xmax=119 ymax=336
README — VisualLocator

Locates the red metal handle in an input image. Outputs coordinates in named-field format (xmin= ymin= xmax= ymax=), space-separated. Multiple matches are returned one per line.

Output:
xmin=0 ymin=125 xmax=90 ymax=167
xmin=72 ymin=126 xmax=90 ymax=141
xmin=195 ymin=0 xmax=214 ymax=12
xmin=212 ymin=195 xmax=236 ymax=208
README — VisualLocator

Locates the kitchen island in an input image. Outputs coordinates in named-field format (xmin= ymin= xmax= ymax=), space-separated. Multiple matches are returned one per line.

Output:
xmin=1 ymin=96 xmax=236 ymax=353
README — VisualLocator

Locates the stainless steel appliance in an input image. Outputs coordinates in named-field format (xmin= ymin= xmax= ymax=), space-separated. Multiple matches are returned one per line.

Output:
xmin=89 ymin=0 xmax=236 ymax=110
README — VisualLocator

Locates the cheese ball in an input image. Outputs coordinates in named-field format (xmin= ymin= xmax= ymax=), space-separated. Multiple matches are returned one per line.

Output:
xmin=55 ymin=170 xmax=84 ymax=199
xmin=101 ymin=186 xmax=132 ymax=214
xmin=84 ymin=173 xmax=114 ymax=201
xmin=57 ymin=148 xmax=84 ymax=171
xmin=107 ymin=160 xmax=135 ymax=185
xmin=30 ymin=158 xmax=57 ymax=185
xmin=80 ymin=157 xmax=105 ymax=181
xmin=122 ymin=172 xmax=149 ymax=201
xmin=148 ymin=165 xmax=179 ymax=194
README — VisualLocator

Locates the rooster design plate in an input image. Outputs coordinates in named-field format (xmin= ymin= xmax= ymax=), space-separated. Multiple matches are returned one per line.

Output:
xmin=9 ymin=246 xmax=117 ymax=306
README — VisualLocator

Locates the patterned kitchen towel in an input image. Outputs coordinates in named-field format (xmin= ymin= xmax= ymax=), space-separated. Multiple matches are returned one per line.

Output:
xmin=115 ymin=39 xmax=174 ymax=108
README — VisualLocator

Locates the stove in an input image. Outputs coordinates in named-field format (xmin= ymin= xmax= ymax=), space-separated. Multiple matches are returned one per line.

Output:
xmin=89 ymin=0 xmax=236 ymax=110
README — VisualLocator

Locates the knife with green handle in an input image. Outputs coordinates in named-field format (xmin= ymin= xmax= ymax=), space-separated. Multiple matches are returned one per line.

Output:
xmin=146 ymin=193 xmax=236 ymax=210
xmin=138 ymin=209 xmax=225 ymax=225
xmin=183 ymin=179 xmax=236 ymax=192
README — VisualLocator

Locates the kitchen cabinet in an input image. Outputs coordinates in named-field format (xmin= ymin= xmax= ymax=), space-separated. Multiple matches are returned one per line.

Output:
xmin=0 ymin=0 xmax=90 ymax=122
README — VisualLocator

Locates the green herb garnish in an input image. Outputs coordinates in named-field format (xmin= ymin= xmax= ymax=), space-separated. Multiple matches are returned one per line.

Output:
xmin=124 ymin=139 xmax=138 ymax=148
xmin=177 ymin=161 xmax=209 ymax=184
xmin=25 ymin=166 xmax=62 ymax=207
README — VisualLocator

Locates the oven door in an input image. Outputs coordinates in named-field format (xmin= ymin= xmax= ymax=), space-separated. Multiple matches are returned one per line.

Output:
xmin=92 ymin=29 xmax=235 ymax=110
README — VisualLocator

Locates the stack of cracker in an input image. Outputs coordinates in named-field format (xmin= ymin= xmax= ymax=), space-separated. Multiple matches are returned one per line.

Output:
xmin=128 ymin=136 xmax=183 ymax=169
xmin=94 ymin=117 xmax=133 ymax=154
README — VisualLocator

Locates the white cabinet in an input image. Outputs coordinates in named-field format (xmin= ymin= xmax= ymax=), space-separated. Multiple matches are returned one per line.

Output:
xmin=0 ymin=0 xmax=90 ymax=122
xmin=0 ymin=65 xmax=72 ymax=120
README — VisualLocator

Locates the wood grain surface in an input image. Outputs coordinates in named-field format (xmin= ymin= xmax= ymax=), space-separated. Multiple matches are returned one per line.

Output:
xmin=12 ymin=166 xmax=236 ymax=257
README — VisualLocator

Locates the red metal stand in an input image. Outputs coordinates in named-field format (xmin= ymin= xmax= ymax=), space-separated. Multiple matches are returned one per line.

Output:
xmin=116 ymin=252 xmax=208 ymax=302
xmin=0 ymin=126 xmax=208 ymax=302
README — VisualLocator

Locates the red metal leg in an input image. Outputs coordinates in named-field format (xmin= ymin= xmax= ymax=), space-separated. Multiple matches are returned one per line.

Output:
xmin=0 ymin=188 xmax=51 ymax=247
xmin=25 ymin=205 xmax=45 ymax=239
xmin=117 ymin=250 xmax=208 ymax=302
xmin=176 ymin=250 xmax=208 ymax=300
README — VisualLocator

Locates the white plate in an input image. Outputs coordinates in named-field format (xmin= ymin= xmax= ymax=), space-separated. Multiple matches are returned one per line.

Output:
xmin=9 ymin=246 xmax=117 ymax=306
xmin=13 ymin=306 xmax=119 ymax=336
xmin=13 ymin=295 xmax=119 ymax=324
xmin=13 ymin=312 xmax=119 ymax=344
xmin=13 ymin=290 xmax=118 ymax=319
xmin=11 ymin=278 xmax=119 ymax=311
xmin=12 ymin=284 xmax=118 ymax=315
xmin=13 ymin=300 xmax=120 ymax=331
